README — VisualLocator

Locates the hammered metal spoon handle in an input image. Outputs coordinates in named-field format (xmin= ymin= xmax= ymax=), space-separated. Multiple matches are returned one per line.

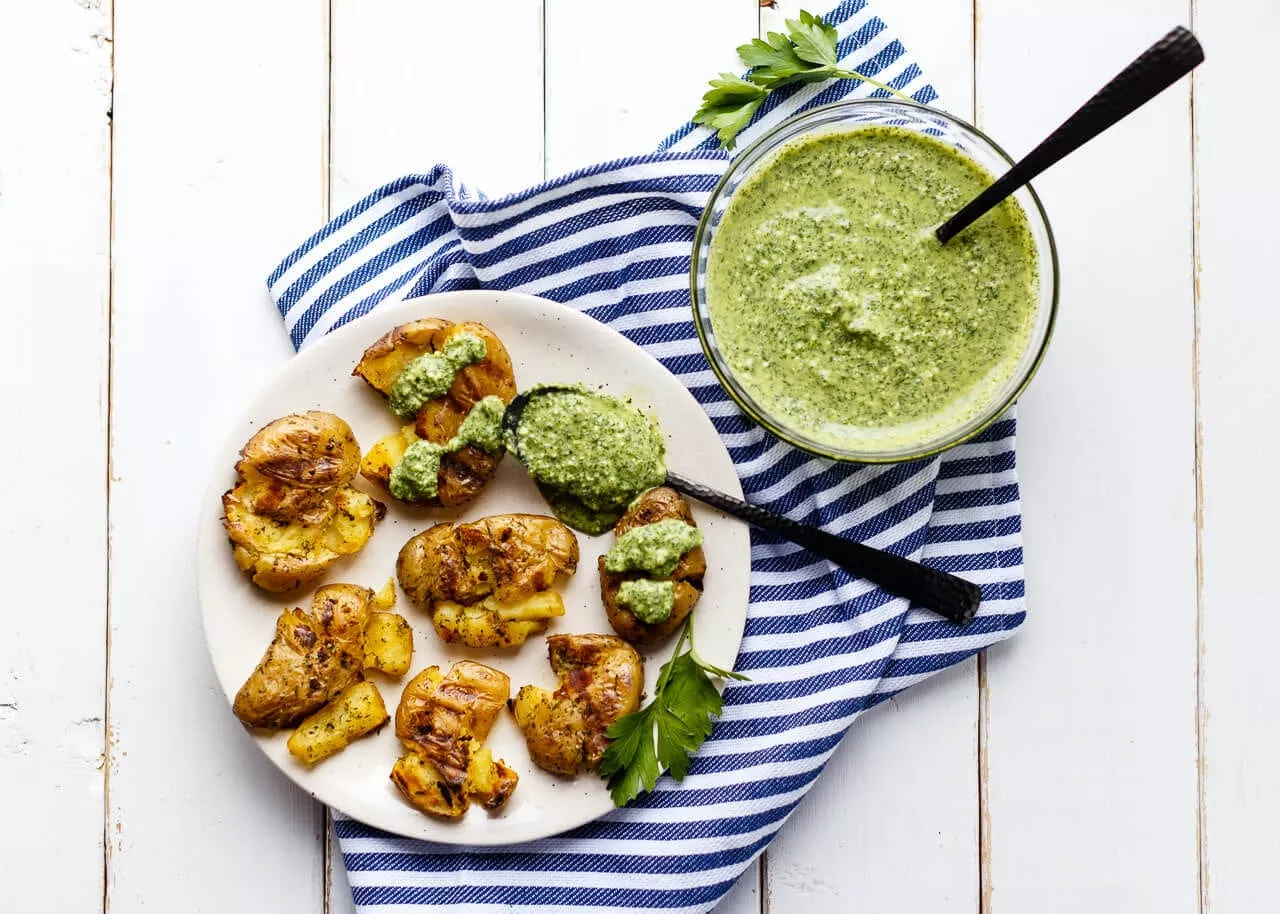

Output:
xmin=665 ymin=472 xmax=980 ymax=625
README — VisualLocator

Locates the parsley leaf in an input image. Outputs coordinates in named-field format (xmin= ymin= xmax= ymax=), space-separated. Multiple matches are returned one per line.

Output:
xmin=736 ymin=32 xmax=812 ymax=86
xmin=692 ymin=9 xmax=917 ymax=149
xmin=653 ymin=700 xmax=701 ymax=781
xmin=599 ymin=619 xmax=747 ymax=806
xmin=599 ymin=703 xmax=660 ymax=807
xmin=786 ymin=9 xmax=841 ymax=69
xmin=692 ymin=74 xmax=767 ymax=150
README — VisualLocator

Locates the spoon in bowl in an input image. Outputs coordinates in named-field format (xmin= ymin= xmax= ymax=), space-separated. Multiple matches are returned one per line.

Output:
xmin=503 ymin=387 xmax=982 ymax=625
xmin=935 ymin=25 xmax=1203 ymax=244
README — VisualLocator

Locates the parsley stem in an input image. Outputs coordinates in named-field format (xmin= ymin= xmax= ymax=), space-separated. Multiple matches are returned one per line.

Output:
xmin=831 ymin=69 xmax=917 ymax=105
xmin=653 ymin=619 xmax=693 ymax=695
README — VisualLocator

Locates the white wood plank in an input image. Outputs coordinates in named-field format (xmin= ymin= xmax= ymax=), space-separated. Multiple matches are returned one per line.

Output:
xmin=324 ymin=3 xmax=545 ymax=910
xmin=978 ymin=3 xmax=1199 ymax=911
xmin=768 ymin=662 xmax=982 ymax=914
xmin=1195 ymin=1 xmax=1280 ymax=910
xmin=107 ymin=1 xmax=329 ymax=911
xmin=543 ymin=0 xmax=754 ymax=174
xmin=762 ymin=3 xmax=980 ymax=913
xmin=329 ymin=0 xmax=545 ymax=210
xmin=0 ymin=0 xmax=112 ymax=908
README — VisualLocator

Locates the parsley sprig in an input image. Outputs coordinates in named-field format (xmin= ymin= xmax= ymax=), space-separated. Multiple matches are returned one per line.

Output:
xmin=599 ymin=618 xmax=748 ymax=807
xmin=693 ymin=9 xmax=914 ymax=149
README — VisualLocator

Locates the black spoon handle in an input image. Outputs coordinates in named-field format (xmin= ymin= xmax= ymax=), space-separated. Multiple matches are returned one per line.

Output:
xmin=665 ymin=472 xmax=981 ymax=625
xmin=935 ymin=25 xmax=1204 ymax=244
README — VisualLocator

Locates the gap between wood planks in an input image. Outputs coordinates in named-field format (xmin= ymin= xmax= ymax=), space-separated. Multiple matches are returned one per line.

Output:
xmin=972 ymin=3 xmax=993 ymax=912
xmin=541 ymin=0 xmax=549 ymax=183
xmin=103 ymin=0 xmax=117 ymax=908
xmin=1189 ymin=0 xmax=1207 ymax=911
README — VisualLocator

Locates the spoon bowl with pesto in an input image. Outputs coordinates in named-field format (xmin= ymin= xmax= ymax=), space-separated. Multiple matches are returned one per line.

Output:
xmin=691 ymin=99 xmax=1059 ymax=463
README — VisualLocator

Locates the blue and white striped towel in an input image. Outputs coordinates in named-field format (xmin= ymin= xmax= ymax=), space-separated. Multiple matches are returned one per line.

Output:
xmin=268 ymin=2 xmax=1027 ymax=910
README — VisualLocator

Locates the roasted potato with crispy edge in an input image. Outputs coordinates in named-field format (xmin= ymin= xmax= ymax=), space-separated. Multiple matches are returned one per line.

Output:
xmin=397 ymin=514 xmax=578 ymax=648
xmin=362 ymin=579 xmax=414 ymax=676
xmin=287 ymin=680 xmax=389 ymax=766
xmin=222 ymin=411 xmax=384 ymax=593
xmin=233 ymin=583 xmax=374 ymax=729
xmin=599 ymin=487 xmax=706 ymax=646
xmin=391 ymin=662 xmax=519 ymax=818
xmin=355 ymin=319 xmax=516 ymax=507
xmin=510 ymin=634 xmax=643 ymax=776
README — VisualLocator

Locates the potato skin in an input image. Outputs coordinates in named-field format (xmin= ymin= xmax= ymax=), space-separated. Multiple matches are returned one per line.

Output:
xmin=232 ymin=583 xmax=374 ymax=729
xmin=391 ymin=662 xmax=518 ymax=819
xmin=222 ymin=412 xmax=383 ymax=593
xmin=239 ymin=411 xmax=362 ymax=489
xmin=599 ymin=487 xmax=706 ymax=646
xmin=396 ymin=661 xmax=509 ymax=750
xmin=510 ymin=634 xmax=643 ymax=776
xmin=354 ymin=319 xmax=516 ymax=507
xmin=397 ymin=514 xmax=578 ymax=648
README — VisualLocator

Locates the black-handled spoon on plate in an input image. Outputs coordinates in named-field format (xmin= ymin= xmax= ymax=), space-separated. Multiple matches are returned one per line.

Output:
xmin=503 ymin=387 xmax=982 ymax=625
xmin=935 ymin=25 xmax=1204 ymax=244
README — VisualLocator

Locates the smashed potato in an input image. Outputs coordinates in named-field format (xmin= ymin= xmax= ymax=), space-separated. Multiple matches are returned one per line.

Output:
xmin=222 ymin=412 xmax=383 ymax=592
xmin=233 ymin=583 xmax=375 ymax=729
xmin=391 ymin=662 xmax=519 ymax=818
xmin=397 ymin=514 xmax=578 ymax=648
xmin=361 ymin=578 xmax=413 ymax=675
xmin=511 ymin=634 xmax=643 ymax=776
xmin=430 ymin=591 xmax=565 ymax=649
xmin=371 ymin=577 xmax=397 ymax=612
xmin=287 ymin=680 xmax=389 ymax=766
xmin=354 ymin=319 xmax=516 ymax=507
xmin=599 ymin=487 xmax=706 ymax=646
xmin=364 ymin=612 xmax=414 ymax=676
xmin=360 ymin=423 xmax=416 ymax=490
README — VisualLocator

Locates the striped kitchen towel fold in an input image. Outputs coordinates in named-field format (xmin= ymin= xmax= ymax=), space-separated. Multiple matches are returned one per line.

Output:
xmin=267 ymin=1 xmax=1027 ymax=910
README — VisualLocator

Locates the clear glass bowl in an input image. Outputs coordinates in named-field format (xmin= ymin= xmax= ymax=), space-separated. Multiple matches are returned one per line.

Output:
xmin=690 ymin=99 xmax=1060 ymax=463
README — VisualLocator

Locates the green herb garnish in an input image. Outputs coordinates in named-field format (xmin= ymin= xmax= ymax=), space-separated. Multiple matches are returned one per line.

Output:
xmin=693 ymin=9 xmax=915 ymax=149
xmin=599 ymin=618 xmax=748 ymax=807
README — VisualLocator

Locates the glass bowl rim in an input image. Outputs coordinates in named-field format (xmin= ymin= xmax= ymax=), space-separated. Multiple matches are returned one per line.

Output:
xmin=689 ymin=97 xmax=1061 ymax=464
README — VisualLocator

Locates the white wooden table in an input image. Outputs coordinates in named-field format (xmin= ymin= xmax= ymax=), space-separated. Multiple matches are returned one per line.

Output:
xmin=1 ymin=0 xmax=1271 ymax=911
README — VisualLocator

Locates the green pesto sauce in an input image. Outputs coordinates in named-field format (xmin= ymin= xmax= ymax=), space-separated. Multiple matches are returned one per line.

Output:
xmin=454 ymin=394 xmax=506 ymax=453
xmin=509 ymin=385 xmax=667 ymax=534
xmin=387 ymin=332 xmax=487 ymax=420
xmin=388 ymin=394 xmax=506 ymax=501
xmin=706 ymin=126 xmax=1039 ymax=451
xmin=538 ymin=485 xmax=627 ymax=537
xmin=389 ymin=439 xmax=447 ymax=501
xmin=604 ymin=519 xmax=703 ymax=577
xmin=617 ymin=579 xmax=676 ymax=624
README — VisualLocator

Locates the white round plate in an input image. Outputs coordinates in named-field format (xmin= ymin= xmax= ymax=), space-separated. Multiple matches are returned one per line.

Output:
xmin=198 ymin=290 xmax=750 ymax=845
